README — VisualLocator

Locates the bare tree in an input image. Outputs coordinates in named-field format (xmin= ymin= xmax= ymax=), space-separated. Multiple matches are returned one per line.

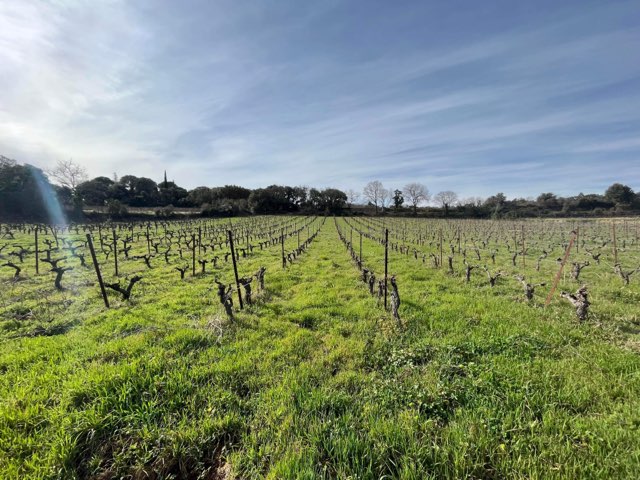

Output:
xmin=346 ymin=189 xmax=360 ymax=208
xmin=48 ymin=159 xmax=88 ymax=192
xmin=434 ymin=190 xmax=458 ymax=216
xmin=363 ymin=181 xmax=385 ymax=214
xmin=380 ymin=188 xmax=392 ymax=211
xmin=403 ymin=182 xmax=430 ymax=215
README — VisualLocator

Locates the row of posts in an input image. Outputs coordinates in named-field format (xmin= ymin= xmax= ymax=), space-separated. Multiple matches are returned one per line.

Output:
xmin=21 ymin=218 xmax=631 ymax=312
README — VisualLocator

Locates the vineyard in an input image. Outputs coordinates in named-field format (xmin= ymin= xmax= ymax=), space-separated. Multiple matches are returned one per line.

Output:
xmin=1 ymin=216 xmax=640 ymax=479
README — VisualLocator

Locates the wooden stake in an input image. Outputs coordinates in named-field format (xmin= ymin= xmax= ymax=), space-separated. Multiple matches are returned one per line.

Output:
xmin=544 ymin=230 xmax=577 ymax=307
xmin=281 ymin=228 xmax=286 ymax=269
xmin=112 ymin=229 xmax=118 ymax=276
xmin=34 ymin=227 xmax=39 ymax=274
xmin=612 ymin=223 xmax=618 ymax=264
xmin=439 ymin=228 xmax=443 ymax=268
xmin=146 ymin=224 xmax=151 ymax=255
xmin=384 ymin=228 xmax=389 ymax=310
xmin=521 ymin=224 xmax=526 ymax=268
xmin=192 ymin=233 xmax=196 ymax=276
xmin=228 ymin=230 xmax=243 ymax=309
xmin=87 ymin=234 xmax=109 ymax=308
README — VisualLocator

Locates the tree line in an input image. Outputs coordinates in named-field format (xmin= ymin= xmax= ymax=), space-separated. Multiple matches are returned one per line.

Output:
xmin=1 ymin=156 xmax=638 ymax=222
xmin=0 ymin=157 xmax=349 ymax=220
xmin=358 ymin=180 xmax=640 ymax=218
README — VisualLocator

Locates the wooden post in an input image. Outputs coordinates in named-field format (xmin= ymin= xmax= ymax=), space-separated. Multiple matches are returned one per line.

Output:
xmin=86 ymin=234 xmax=109 ymax=308
xmin=198 ymin=226 xmax=202 ymax=255
xmin=384 ymin=228 xmax=389 ymax=310
xmin=228 ymin=230 xmax=243 ymax=309
xmin=34 ymin=227 xmax=39 ymax=274
xmin=521 ymin=224 xmax=526 ymax=268
xmin=359 ymin=231 xmax=363 ymax=261
xmin=612 ymin=223 xmax=618 ymax=264
xmin=146 ymin=224 xmax=151 ymax=255
xmin=544 ymin=230 xmax=577 ymax=307
xmin=298 ymin=229 xmax=300 ymax=249
xmin=281 ymin=228 xmax=286 ymax=269
xmin=192 ymin=233 xmax=196 ymax=276
xmin=439 ymin=228 xmax=443 ymax=268
xmin=112 ymin=229 xmax=118 ymax=276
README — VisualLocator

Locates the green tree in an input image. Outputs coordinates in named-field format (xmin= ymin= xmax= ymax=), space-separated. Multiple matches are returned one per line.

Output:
xmin=187 ymin=187 xmax=215 ymax=206
xmin=536 ymin=192 xmax=560 ymax=209
xmin=212 ymin=185 xmax=252 ymax=200
xmin=106 ymin=199 xmax=128 ymax=217
xmin=393 ymin=189 xmax=404 ymax=210
xmin=158 ymin=181 xmax=188 ymax=206
xmin=116 ymin=176 xmax=159 ymax=206
xmin=604 ymin=183 xmax=635 ymax=205
xmin=0 ymin=156 xmax=50 ymax=221
xmin=76 ymin=176 xmax=114 ymax=205
xmin=320 ymin=188 xmax=348 ymax=213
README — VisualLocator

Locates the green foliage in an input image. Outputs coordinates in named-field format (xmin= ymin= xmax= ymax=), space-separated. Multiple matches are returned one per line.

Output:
xmin=158 ymin=182 xmax=188 ymax=207
xmin=393 ymin=189 xmax=404 ymax=210
xmin=308 ymin=188 xmax=347 ymax=214
xmin=76 ymin=176 xmax=114 ymax=205
xmin=187 ymin=186 xmax=215 ymax=206
xmin=4 ymin=155 xmax=638 ymax=221
xmin=154 ymin=205 xmax=175 ymax=218
xmin=106 ymin=199 xmax=128 ymax=217
xmin=605 ymin=183 xmax=635 ymax=205
xmin=248 ymin=185 xmax=308 ymax=214
xmin=0 ymin=156 xmax=75 ymax=221
xmin=212 ymin=185 xmax=252 ymax=201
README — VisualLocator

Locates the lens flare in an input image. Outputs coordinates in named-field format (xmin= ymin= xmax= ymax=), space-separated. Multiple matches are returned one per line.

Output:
xmin=29 ymin=166 xmax=67 ymax=227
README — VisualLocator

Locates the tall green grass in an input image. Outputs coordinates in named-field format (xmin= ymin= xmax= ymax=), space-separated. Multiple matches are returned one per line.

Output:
xmin=0 ymin=218 xmax=639 ymax=478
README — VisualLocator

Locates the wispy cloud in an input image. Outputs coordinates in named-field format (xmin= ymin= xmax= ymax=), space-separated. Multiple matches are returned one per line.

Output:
xmin=1 ymin=0 xmax=639 ymax=198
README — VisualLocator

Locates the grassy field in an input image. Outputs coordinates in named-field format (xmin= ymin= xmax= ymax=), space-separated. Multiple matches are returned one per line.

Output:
xmin=1 ymin=216 xmax=639 ymax=479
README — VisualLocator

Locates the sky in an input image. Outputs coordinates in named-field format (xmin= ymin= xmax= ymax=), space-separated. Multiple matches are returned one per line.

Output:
xmin=1 ymin=0 xmax=639 ymax=200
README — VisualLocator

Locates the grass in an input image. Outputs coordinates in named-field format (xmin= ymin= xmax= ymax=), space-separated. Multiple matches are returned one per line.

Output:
xmin=0 ymin=216 xmax=639 ymax=479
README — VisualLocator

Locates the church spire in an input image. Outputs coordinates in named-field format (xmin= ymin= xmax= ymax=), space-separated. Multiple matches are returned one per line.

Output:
xmin=163 ymin=170 xmax=168 ymax=188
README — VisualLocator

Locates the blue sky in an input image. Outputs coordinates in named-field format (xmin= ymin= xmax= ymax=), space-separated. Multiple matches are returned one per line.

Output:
xmin=1 ymin=0 xmax=639 ymax=200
